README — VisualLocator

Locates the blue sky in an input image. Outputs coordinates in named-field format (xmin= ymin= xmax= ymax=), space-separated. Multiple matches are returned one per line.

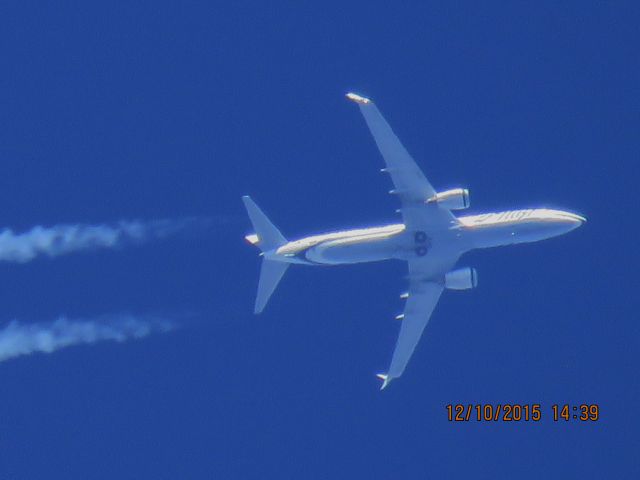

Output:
xmin=0 ymin=1 xmax=638 ymax=478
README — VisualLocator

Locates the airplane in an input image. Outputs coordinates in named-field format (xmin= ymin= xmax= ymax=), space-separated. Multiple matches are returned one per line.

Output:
xmin=242 ymin=92 xmax=585 ymax=390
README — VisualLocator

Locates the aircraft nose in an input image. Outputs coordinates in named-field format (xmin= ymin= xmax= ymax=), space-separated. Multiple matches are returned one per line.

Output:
xmin=557 ymin=211 xmax=586 ymax=230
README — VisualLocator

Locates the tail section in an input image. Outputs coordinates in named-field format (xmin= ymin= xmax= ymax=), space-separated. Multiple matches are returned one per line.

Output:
xmin=242 ymin=196 xmax=289 ymax=313
xmin=242 ymin=196 xmax=287 ymax=252
xmin=254 ymin=259 xmax=289 ymax=313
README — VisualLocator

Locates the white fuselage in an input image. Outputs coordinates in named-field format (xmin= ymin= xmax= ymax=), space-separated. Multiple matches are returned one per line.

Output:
xmin=271 ymin=208 xmax=585 ymax=266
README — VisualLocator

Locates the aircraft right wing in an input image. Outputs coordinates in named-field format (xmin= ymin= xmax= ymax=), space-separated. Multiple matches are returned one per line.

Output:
xmin=346 ymin=93 xmax=456 ymax=232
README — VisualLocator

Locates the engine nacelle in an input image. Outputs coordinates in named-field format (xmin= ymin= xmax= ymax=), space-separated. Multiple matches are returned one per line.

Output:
xmin=445 ymin=267 xmax=478 ymax=290
xmin=427 ymin=188 xmax=470 ymax=210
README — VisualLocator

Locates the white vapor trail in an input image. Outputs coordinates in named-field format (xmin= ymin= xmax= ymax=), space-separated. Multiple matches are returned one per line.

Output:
xmin=0 ymin=314 xmax=176 ymax=363
xmin=0 ymin=218 xmax=208 ymax=263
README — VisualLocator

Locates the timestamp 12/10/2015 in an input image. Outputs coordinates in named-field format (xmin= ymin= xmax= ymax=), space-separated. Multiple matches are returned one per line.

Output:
xmin=446 ymin=404 xmax=599 ymax=422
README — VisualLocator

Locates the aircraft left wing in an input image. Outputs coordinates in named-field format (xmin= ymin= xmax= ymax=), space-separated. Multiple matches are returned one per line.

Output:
xmin=379 ymin=281 xmax=443 ymax=389
xmin=378 ymin=251 xmax=460 ymax=389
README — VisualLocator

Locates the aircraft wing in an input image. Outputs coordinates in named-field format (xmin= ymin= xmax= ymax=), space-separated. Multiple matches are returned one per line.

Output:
xmin=347 ymin=93 xmax=456 ymax=231
xmin=378 ymin=251 xmax=460 ymax=389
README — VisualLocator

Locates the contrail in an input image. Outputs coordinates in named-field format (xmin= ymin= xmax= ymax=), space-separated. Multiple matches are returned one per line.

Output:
xmin=0 ymin=217 xmax=210 ymax=263
xmin=0 ymin=314 xmax=176 ymax=363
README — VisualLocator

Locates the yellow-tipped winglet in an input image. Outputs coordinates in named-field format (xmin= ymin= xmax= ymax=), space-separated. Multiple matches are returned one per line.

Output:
xmin=346 ymin=92 xmax=372 ymax=105
xmin=376 ymin=373 xmax=392 ymax=390
xmin=244 ymin=233 xmax=260 ymax=246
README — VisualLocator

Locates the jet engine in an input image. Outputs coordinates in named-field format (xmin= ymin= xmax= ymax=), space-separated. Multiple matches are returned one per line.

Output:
xmin=444 ymin=267 xmax=478 ymax=290
xmin=427 ymin=188 xmax=470 ymax=210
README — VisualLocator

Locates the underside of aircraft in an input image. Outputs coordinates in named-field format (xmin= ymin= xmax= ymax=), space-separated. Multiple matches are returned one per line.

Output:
xmin=243 ymin=93 xmax=585 ymax=389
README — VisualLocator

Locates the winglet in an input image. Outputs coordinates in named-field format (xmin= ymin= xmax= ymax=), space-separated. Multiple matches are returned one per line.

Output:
xmin=376 ymin=373 xmax=392 ymax=390
xmin=244 ymin=233 xmax=260 ymax=246
xmin=346 ymin=92 xmax=372 ymax=105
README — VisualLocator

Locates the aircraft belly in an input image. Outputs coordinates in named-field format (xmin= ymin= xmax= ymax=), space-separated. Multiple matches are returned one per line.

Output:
xmin=468 ymin=221 xmax=579 ymax=249
xmin=306 ymin=238 xmax=398 ymax=265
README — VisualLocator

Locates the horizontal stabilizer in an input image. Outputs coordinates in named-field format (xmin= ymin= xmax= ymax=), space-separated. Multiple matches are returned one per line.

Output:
xmin=242 ymin=196 xmax=287 ymax=252
xmin=254 ymin=259 xmax=289 ymax=314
